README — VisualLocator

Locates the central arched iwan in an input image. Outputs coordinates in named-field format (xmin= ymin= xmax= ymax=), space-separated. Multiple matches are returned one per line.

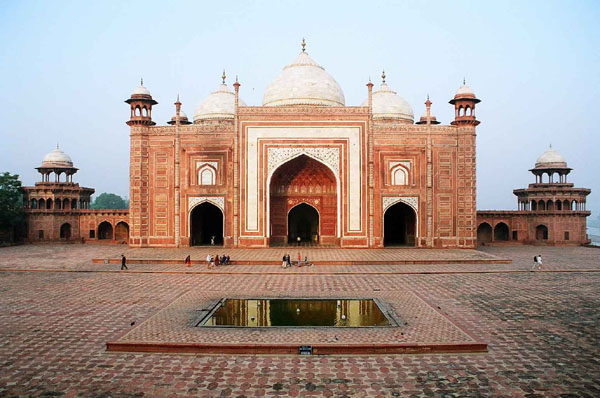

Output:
xmin=269 ymin=155 xmax=337 ymax=245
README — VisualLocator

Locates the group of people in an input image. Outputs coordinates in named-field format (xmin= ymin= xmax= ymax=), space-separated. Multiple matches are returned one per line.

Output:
xmin=206 ymin=253 xmax=230 ymax=269
xmin=282 ymin=252 xmax=312 ymax=268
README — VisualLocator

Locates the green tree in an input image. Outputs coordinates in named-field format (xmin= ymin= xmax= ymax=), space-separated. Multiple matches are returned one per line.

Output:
xmin=0 ymin=172 xmax=24 ymax=242
xmin=91 ymin=193 xmax=128 ymax=210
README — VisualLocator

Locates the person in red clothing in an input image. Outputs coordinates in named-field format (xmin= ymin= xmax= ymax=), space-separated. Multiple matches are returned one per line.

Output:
xmin=297 ymin=252 xmax=302 ymax=267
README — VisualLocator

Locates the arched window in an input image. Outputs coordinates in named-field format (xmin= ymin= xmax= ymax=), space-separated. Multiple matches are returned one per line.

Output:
xmin=556 ymin=200 xmax=562 ymax=210
xmin=56 ymin=200 xmax=61 ymax=209
xmin=547 ymin=200 xmax=554 ymax=211
xmin=142 ymin=107 xmax=148 ymax=117
xmin=63 ymin=198 xmax=69 ymax=209
xmin=531 ymin=201 xmax=537 ymax=211
xmin=465 ymin=106 xmax=471 ymax=116
xmin=538 ymin=200 xmax=545 ymax=211
xmin=390 ymin=165 xmax=409 ymax=186
xmin=572 ymin=200 xmax=577 ymax=211
xmin=458 ymin=106 xmax=464 ymax=117
xmin=72 ymin=199 xmax=77 ymax=209
xmin=198 ymin=165 xmax=216 ymax=185
xmin=31 ymin=199 xmax=38 ymax=209
xmin=39 ymin=199 xmax=45 ymax=209
xmin=563 ymin=199 xmax=570 ymax=210
xmin=135 ymin=106 xmax=141 ymax=116
xmin=46 ymin=199 xmax=53 ymax=210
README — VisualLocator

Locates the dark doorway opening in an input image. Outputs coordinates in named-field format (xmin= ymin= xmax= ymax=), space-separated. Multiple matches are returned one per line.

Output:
xmin=384 ymin=203 xmax=416 ymax=246
xmin=190 ymin=202 xmax=223 ymax=246
xmin=287 ymin=203 xmax=319 ymax=244
xmin=494 ymin=222 xmax=509 ymax=241
xmin=477 ymin=223 xmax=492 ymax=244
xmin=98 ymin=221 xmax=113 ymax=240
xmin=536 ymin=225 xmax=548 ymax=241
xmin=60 ymin=223 xmax=71 ymax=240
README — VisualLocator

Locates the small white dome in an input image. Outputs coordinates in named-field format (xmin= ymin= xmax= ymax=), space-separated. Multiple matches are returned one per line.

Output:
xmin=173 ymin=110 xmax=188 ymax=119
xmin=362 ymin=82 xmax=413 ymax=122
xmin=42 ymin=148 xmax=73 ymax=167
xmin=193 ymin=83 xmax=247 ymax=121
xmin=132 ymin=84 xmax=151 ymax=96
xmin=535 ymin=147 xmax=567 ymax=168
xmin=263 ymin=51 xmax=345 ymax=107
xmin=456 ymin=83 xmax=475 ymax=96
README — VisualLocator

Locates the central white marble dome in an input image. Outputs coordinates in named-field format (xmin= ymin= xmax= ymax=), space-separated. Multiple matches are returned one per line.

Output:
xmin=263 ymin=51 xmax=345 ymax=107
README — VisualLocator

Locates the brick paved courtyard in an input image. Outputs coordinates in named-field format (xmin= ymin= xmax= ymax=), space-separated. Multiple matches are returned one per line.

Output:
xmin=0 ymin=244 xmax=599 ymax=397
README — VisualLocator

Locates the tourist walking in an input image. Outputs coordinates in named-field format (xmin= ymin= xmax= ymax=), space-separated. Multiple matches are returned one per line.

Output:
xmin=531 ymin=254 xmax=543 ymax=271
xmin=185 ymin=255 xmax=191 ymax=267
xmin=120 ymin=254 xmax=128 ymax=270
xmin=282 ymin=254 xmax=288 ymax=268
xmin=297 ymin=252 xmax=302 ymax=267
xmin=304 ymin=255 xmax=309 ymax=267
xmin=286 ymin=253 xmax=291 ymax=267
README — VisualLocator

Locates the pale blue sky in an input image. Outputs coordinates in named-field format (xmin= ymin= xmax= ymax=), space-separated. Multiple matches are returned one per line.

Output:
xmin=0 ymin=0 xmax=598 ymax=215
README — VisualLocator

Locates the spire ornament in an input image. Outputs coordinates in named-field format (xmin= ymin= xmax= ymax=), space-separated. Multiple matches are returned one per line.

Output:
xmin=381 ymin=70 xmax=386 ymax=84
xmin=301 ymin=37 xmax=306 ymax=53
xmin=222 ymin=70 xmax=226 ymax=84
xmin=141 ymin=78 xmax=144 ymax=86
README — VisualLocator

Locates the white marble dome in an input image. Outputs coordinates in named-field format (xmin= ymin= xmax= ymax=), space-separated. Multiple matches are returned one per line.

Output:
xmin=535 ymin=147 xmax=567 ymax=168
xmin=362 ymin=81 xmax=414 ymax=122
xmin=193 ymin=82 xmax=247 ymax=121
xmin=42 ymin=148 xmax=73 ymax=167
xmin=263 ymin=51 xmax=345 ymax=107
xmin=132 ymin=83 xmax=151 ymax=97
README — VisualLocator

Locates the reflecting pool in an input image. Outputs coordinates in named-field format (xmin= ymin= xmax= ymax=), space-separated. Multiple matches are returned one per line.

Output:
xmin=201 ymin=298 xmax=391 ymax=327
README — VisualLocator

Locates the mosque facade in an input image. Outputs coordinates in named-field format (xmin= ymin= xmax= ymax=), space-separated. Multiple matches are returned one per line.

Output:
xmin=125 ymin=43 xmax=481 ymax=248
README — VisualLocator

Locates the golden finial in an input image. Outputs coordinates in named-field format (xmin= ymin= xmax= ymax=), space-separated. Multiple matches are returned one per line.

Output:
xmin=463 ymin=77 xmax=466 ymax=85
xmin=235 ymin=75 xmax=238 ymax=83
xmin=222 ymin=70 xmax=226 ymax=84
xmin=381 ymin=70 xmax=386 ymax=84
xmin=140 ymin=78 xmax=143 ymax=86
xmin=301 ymin=37 xmax=306 ymax=53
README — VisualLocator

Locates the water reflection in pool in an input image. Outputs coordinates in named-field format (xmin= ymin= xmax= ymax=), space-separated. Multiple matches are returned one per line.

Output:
xmin=203 ymin=298 xmax=390 ymax=327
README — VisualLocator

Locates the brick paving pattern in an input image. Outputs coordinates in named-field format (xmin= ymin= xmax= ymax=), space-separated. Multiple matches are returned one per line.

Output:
xmin=0 ymin=244 xmax=599 ymax=397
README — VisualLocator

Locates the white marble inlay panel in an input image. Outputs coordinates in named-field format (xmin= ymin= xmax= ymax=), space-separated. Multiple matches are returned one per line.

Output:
xmin=195 ymin=161 xmax=219 ymax=170
xmin=188 ymin=196 xmax=224 ymax=212
xmin=382 ymin=196 xmax=418 ymax=212
xmin=267 ymin=147 xmax=340 ymax=177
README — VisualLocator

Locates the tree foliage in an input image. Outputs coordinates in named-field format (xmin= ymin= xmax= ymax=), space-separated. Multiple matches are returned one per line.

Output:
xmin=0 ymin=172 xmax=24 ymax=233
xmin=91 ymin=193 xmax=128 ymax=210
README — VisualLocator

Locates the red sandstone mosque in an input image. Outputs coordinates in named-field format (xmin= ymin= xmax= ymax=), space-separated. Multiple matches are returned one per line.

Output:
xmin=21 ymin=42 xmax=591 ymax=247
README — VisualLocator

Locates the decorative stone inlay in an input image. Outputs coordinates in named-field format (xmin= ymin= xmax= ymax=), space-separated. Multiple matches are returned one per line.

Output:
xmin=267 ymin=147 xmax=340 ymax=178
xmin=389 ymin=161 xmax=411 ymax=171
xmin=383 ymin=196 xmax=419 ymax=212
xmin=196 ymin=161 xmax=219 ymax=170
xmin=188 ymin=196 xmax=225 ymax=212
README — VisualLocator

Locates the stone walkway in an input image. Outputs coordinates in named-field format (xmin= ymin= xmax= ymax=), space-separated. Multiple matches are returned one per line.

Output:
xmin=0 ymin=244 xmax=599 ymax=396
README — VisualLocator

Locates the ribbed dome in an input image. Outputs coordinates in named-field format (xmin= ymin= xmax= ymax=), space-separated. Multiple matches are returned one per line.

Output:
xmin=535 ymin=147 xmax=567 ymax=168
xmin=263 ymin=51 xmax=345 ymax=107
xmin=456 ymin=83 xmax=475 ymax=96
xmin=362 ymin=81 xmax=413 ymax=122
xmin=193 ymin=82 xmax=247 ymax=121
xmin=41 ymin=148 xmax=73 ymax=168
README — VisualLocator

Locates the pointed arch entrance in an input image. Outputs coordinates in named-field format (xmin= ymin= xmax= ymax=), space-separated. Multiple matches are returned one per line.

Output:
xmin=60 ymin=223 xmax=71 ymax=240
xmin=190 ymin=202 xmax=223 ymax=246
xmin=269 ymin=154 xmax=337 ymax=245
xmin=384 ymin=202 xmax=416 ymax=246
xmin=288 ymin=203 xmax=319 ymax=244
